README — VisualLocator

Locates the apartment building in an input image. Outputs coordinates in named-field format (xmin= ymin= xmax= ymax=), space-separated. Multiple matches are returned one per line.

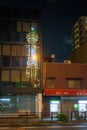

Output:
xmin=68 ymin=16 xmax=87 ymax=63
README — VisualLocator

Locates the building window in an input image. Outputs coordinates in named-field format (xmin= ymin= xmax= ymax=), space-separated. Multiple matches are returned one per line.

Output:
xmin=2 ymin=56 xmax=10 ymax=67
xmin=11 ymin=32 xmax=20 ymax=42
xmin=2 ymin=45 xmax=10 ymax=55
xmin=46 ymin=77 xmax=56 ymax=88
xmin=12 ymin=57 xmax=20 ymax=67
xmin=16 ymin=21 xmax=22 ymax=32
xmin=1 ymin=70 xmax=10 ymax=81
xmin=11 ymin=45 xmax=21 ymax=56
xmin=21 ymin=57 xmax=28 ymax=67
xmin=23 ymin=22 xmax=30 ymax=32
xmin=21 ymin=70 xmax=29 ymax=82
xmin=21 ymin=32 xmax=26 ymax=42
xmin=67 ymin=78 xmax=82 ymax=89
xmin=22 ymin=46 xmax=28 ymax=56
xmin=11 ymin=70 xmax=20 ymax=82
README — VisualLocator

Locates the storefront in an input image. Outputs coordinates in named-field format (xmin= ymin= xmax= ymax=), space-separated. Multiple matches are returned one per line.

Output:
xmin=43 ymin=89 xmax=87 ymax=114
xmin=0 ymin=93 xmax=42 ymax=115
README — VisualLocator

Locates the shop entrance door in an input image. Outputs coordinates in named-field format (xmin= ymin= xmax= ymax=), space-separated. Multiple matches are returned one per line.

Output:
xmin=78 ymin=100 xmax=87 ymax=116
xmin=50 ymin=100 xmax=60 ymax=117
xmin=78 ymin=100 xmax=87 ymax=112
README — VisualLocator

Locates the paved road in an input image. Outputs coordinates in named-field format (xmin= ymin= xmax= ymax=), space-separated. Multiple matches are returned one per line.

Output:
xmin=0 ymin=125 xmax=87 ymax=130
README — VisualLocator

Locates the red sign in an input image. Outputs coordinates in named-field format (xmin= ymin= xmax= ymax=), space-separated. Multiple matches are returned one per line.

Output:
xmin=43 ymin=89 xmax=87 ymax=96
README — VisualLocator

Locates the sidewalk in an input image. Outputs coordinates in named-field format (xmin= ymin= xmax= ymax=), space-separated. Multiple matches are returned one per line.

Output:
xmin=0 ymin=118 xmax=87 ymax=127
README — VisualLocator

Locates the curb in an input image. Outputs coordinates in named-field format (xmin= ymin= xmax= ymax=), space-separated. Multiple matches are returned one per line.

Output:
xmin=0 ymin=121 xmax=87 ymax=127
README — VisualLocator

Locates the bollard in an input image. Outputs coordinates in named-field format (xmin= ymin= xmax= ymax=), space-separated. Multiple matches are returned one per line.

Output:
xmin=51 ymin=112 xmax=53 ymax=121
xmin=84 ymin=111 xmax=86 ymax=120
xmin=69 ymin=111 xmax=71 ymax=121
xmin=70 ymin=111 xmax=72 ymax=120
xmin=41 ymin=112 xmax=43 ymax=121
xmin=26 ymin=112 xmax=28 ymax=123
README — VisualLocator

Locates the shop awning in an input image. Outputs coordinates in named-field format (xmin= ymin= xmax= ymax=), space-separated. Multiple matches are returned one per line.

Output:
xmin=43 ymin=89 xmax=87 ymax=96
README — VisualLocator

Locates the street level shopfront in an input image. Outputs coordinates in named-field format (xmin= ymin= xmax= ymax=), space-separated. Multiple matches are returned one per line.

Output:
xmin=0 ymin=93 xmax=42 ymax=116
xmin=42 ymin=63 xmax=87 ymax=116
xmin=43 ymin=89 xmax=87 ymax=116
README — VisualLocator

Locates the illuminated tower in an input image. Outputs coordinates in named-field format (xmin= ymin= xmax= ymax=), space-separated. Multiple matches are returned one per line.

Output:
xmin=26 ymin=27 xmax=40 ymax=88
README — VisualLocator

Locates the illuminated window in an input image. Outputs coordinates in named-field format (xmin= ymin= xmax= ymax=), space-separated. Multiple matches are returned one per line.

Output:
xmin=12 ymin=45 xmax=21 ymax=56
xmin=2 ymin=45 xmax=10 ymax=55
xmin=67 ymin=78 xmax=82 ymax=89
xmin=23 ymin=22 xmax=30 ymax=32
xmin=1 ymin=70 xmax=10 ymax=81
xmin=21 ymin=70 xmax=29 ymax=82
xmin=11 ymin=70 xmax=20 ymax=82
xmin=46 ymin=77 xmax=56 ymax=88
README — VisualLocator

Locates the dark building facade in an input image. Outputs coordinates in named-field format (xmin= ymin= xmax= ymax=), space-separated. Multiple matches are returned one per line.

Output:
xmin=0 ymin=7 xmax=42 ymax=114
xmin=43 ymin=62 xmax=87 ymax=115
xmin=68 ymin=16 xmax=87 ymax=63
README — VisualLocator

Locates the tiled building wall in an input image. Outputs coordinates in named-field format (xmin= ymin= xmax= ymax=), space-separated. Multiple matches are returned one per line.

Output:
xmin=43 ymin=62 xmax=87 ymax=89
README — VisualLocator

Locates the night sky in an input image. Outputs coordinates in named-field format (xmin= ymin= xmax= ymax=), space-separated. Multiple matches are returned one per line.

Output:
xmin=0 ymin=0 xmax=87 ymax=62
